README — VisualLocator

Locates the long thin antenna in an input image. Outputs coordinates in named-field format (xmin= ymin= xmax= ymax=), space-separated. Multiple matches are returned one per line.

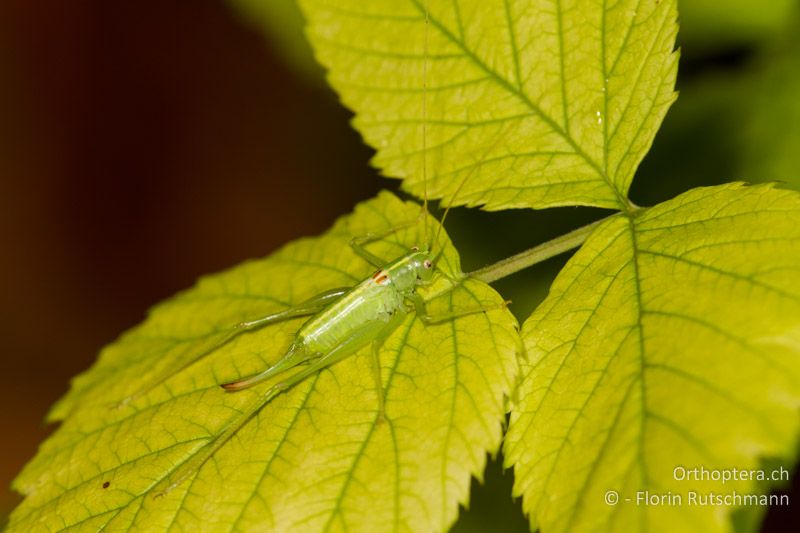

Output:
xmin=432 ymin=128 xmax=507 ymax=257
xmin=418 ymin=3 xmax=506 ymax=268
xmin=421 ymin=0 xmax=430 ymax=247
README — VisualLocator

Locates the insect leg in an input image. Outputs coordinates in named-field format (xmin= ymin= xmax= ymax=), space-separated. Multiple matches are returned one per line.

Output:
xmin=221 ymin=341 xmax=312 ymax=391
xmin=370 ymin=341 xmax=385 ymax=421
xmin=406 ymin=292 xmax=509 ymax=326
xmin=156 ymin=344 xmax=352 ymax=496
xmin=369 ymin=310 xmax=406 ymax=423
xmin=154 ymin=319 xmax=403 ymax=498
xmin=223 ymin=308 xmax=405 ymax=393
xmin=349 ymin=219 xmax=420 ymax=267
xmin=114 ymin=288 xmax=349 ymax=408
xmin=349 ymin=235 xmax=392 ymax=267
xmin=265 ymin=311 xmax=406 ymax=414
xmin=236 ymin=287 xmax=348 ymax=330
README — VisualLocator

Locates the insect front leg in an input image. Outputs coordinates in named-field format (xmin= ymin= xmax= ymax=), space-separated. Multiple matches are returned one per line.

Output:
xmin=349 ymin=219 xmax=419 ymax=267
xmin=406 ymin=291 xmax=509 ymax=326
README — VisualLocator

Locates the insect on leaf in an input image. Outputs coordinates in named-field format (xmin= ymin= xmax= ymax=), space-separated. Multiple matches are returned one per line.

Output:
xmin=300 ymin=0 xmax=679 ymax=210
xmin=505 ymin=183 xmax=800 ymax=533
xmin=8 ymin=192 xmax=519 ymax=532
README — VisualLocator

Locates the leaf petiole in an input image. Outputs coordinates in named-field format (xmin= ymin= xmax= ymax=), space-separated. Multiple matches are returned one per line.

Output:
xmin=468 ymin=214 xmax=618 ymax=283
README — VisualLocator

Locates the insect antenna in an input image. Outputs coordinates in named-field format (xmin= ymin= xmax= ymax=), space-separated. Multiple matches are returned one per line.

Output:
xmin=430 ymin=165 xmax=469 ymax=261
xmin=429 ymin=128 xmax=508 ymax=266
xmin=421 ymin=0 xmax=430 ymax=248
xmin=418 ymin=0 xmax=450 ymax=261
xmin=416 ymin=1 xmax=504 ymax=271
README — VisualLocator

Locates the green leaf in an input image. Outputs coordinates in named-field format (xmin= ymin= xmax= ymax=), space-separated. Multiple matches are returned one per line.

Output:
xmin=506 ymin=183 xmax=800 ymax=532
xmin=9 ymin=192 xmax=519 ymax=532
xmin=299 ymin=0 xmax=679 ymax=210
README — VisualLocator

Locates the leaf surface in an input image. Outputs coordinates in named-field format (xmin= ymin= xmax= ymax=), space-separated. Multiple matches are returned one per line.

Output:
xmin=300 ymin=0 xmax=678 ymax=210
xmin=506 ymin=183 xmax=800 ymax=532
xmin=9 ymin=192 xmax=519 ymax=532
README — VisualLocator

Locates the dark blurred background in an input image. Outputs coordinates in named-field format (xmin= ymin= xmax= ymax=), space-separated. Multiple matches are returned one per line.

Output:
xmin=1 ymin=0 xmax=798 ymax=530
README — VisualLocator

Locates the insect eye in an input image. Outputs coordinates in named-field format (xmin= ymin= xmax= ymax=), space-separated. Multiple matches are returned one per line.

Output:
xmin=411 ymin=246 xmax=419 ymax=252
xmin=423 ymin=260 xmax=432 ymax=269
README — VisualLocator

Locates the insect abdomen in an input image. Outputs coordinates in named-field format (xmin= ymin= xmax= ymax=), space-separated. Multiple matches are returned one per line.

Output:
xmin=299 ymin=281 xmax=403 ymax=353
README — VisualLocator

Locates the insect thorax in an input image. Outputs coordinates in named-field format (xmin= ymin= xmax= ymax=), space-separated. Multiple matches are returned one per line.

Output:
xmin=384 ymin=250 xmax=433 ymax=293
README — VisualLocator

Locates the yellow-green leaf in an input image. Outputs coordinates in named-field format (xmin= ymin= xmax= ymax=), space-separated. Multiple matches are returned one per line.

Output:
xmin=9 ymin=192 xmax=519 ymax=532
xmin=299 ymin=0 xmax=679 ymax=210
xmin=506 ymin=183 xmax=800 ymax=532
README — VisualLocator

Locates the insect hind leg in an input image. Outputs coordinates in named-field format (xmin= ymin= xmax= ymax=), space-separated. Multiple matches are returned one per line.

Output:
xmin=235 ymin=287 xmax=348 ymax=330
xmin=264 ymin=311 xmax=405 ymax=422
xmin=113 ymin=289 xmax=348 ymax=408
xmin=152 ymin=328 xmax=375 ymax=499
xmin=221 ymin=341 xmax=312 ymax=391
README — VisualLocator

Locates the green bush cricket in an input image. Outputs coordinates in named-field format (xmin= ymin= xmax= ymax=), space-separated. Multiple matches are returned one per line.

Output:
xmin=217 ymin=224 xmax=498 ymax=414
